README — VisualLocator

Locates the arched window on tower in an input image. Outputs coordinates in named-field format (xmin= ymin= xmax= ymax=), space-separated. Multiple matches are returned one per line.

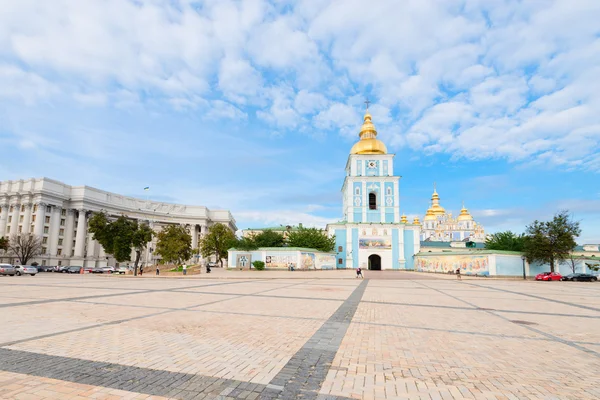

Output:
xmin=369 ymin=193 xmax=377 ymax=210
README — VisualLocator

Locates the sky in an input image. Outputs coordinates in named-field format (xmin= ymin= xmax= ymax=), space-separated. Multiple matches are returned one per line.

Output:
xmin=1 ymin=0 xmax=599 ymax=243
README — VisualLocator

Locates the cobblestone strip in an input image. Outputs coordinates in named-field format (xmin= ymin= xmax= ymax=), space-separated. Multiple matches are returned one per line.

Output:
xmin=0 ymin=348 xmax=266 ymax=400
xmin=417 ymin=281 xmax=600 ymax=358
xmin=262 ymin=280 xmax=369 ymax=400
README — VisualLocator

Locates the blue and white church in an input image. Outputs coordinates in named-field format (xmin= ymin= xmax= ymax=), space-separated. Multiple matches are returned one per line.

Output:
xmin=326 ymin=109 xmax=421 ymax=271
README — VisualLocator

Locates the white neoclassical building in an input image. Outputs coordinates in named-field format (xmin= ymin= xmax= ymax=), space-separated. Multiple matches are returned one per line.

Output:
xmin=0 ymin=178 xmax=236 ymax=268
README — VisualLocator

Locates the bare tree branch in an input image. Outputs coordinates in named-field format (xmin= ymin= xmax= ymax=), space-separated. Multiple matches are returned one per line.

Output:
xmin=8 ymin=234 xmax=43 ymax=265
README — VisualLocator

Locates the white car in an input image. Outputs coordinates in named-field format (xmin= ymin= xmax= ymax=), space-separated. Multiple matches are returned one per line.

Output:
xmin=102 ymin=266 xmax=115 ymax=273
xmin=14 ymin=265 xmax=37 ymax=276
xmin=115 ymin=267 xmax=128 ymax=274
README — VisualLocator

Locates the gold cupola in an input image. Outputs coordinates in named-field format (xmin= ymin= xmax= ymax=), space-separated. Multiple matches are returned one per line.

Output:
xmin=412 ymin=216 xmax=421 ymax=225
xmin=423 ymin=206 xmax=436 ymax=221
xmin=430 ymin=184 xmax=446 ymax=216
xmin=457 ymin=201 xmax=474 ymax=221
xmin=350 ymin=111 xmax=388 ymax=155
xmin=401 ymin=214 xmax=408 ymax=223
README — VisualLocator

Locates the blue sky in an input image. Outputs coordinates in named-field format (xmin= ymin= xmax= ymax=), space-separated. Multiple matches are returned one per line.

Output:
xmin=1 ymin=0 xmax=599 ymax=243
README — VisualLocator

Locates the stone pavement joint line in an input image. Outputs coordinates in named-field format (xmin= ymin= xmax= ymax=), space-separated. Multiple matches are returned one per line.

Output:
xmin=417 ymin=281 xmax=600 ymax=358
xmin=465 ymin=281 xmax=600 ymax=312
xmin=0 ymin=279 xmax=264 ymax=309
xmin=0 ymin=280 xmax=313 ymax=348
xmin=265 ymin=280 xmax=369 ymax=399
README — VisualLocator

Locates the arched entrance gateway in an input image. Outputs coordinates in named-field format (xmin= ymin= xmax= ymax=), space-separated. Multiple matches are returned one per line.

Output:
xmin=368 ymin=254 xmax=381 ymax=270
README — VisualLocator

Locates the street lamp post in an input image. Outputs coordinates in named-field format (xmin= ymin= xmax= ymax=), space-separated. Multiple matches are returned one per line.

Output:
xmin=521 ymin=255 xmax=527 ymax=280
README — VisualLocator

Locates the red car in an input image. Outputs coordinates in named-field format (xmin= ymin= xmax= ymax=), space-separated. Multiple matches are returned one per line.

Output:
xmin=535 ymin=272 xmax=562 ymax=281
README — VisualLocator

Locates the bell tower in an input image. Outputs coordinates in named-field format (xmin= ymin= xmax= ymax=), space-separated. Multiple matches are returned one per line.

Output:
xmin=341 ymin=107 xmax=400 ymax=223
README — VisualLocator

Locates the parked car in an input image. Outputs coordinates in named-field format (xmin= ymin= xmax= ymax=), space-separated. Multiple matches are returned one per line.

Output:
xmin=115 ymin=266 xmax=128 ymax=274
xmin=561 ymin=273 xmax=598 ymax=282
xmin=66 ymin=266 xmax=82 ymax=274
xmin=0 ymin=264 xmax=16 ymax=276
xmin=14 ymin=265 xmax=37 ymax=276
xmin=102 ymin=266 xmax=115 ymax=273
xmin=36 ymin=265 xmax=53 ymax=272
xmin=57 ymin=266 xmax=70 ymax=273
xmin=91 ymin=267 xmax=105 ymax=273
xmin=535 ymin=272 xmax=562 ymax=281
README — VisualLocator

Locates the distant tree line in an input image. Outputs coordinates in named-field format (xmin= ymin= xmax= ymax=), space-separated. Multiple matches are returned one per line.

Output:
xmin=485 ymin=210 xmax=581 ymax=272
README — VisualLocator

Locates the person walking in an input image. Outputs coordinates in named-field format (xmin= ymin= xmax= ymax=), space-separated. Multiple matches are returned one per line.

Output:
xmin=156 ymin=266 xmax=159 ymax=276
xmin=456 ymin=267 xmax=461 ymax=280
xmin=139 ymin=265 xmax=143 ymax=276
xmin=183 ymin=264 xmax=187 ymax=276
xmin=356 ymin=267 xmax=363 ymax=279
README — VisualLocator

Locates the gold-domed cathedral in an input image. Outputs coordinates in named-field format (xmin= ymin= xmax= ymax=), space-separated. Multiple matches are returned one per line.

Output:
xmin=327 ymin=105 xmax=421 ymax=271
xmin=421 ymin=185 xmax=486 ymax=242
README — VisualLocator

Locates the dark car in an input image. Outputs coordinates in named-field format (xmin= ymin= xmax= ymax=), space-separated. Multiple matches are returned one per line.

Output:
xmin=561 ymin=273 xmax=598 ymax=282
xmin=91 ymin=267 xmax=105 ymax=273
xmin=65 ymin=266 xmax=82 ymax=274
xmin=58 ymin=266 xmax=71 ymax=273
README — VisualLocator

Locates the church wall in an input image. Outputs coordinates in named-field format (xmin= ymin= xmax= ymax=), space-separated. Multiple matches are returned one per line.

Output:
xmin=494 ymin=255 xmax=524 ymax=276
xmin=335 ymin=229 xmax=347 ymax=269
xmin=358 ymin=249 xmax=392 ymax=270
xmin=392 ymin=229 xmax=399 ymax=269
xmin=403 ymin=229 xmax=415 ymax=270
xmin=353 ymin=210 xmax=362 ymax=222
xmin=352 ymin=228 xmax=359 ymax=269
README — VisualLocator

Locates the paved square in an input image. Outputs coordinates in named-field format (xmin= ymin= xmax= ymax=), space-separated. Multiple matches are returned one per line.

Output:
xmin=0 ymin=273 xmax=599 ymax=399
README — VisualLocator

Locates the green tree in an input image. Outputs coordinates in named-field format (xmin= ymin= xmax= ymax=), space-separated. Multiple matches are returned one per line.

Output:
xmin=232 ymin=236 xmax=259 ymax=251
xmin=286 ymin=227 xmax=335 ymax=252
xmin=0 ymin=236 xmax=8 ymax=252
xmin=88 ymin=213 xmax=153 ymax=276
xmin=523 ymin=210 xmax=581 ymax=273
xmin=155 ymin=225 xmax=192 ymax=266
xmin=485 ymin=231 xmax=526 ymax=251
xmin=253 ymin=229 xmax=285 ymax=248
xmin=199 ymin=223 xmax=236 ymax=267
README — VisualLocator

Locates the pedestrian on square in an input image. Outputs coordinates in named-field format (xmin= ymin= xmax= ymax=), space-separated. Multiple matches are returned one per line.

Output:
xmin=139 ymin=265 xmax=143 ymax=276
xmin=456 ymin=267 xmax=461 ymax=280
xmin=156 ymin=266 xmax=159 ymax=276
xmin=183 ymin=264 xmax=187 ymax=276
xmin=356 ymin=267 xmax=363 ymax=279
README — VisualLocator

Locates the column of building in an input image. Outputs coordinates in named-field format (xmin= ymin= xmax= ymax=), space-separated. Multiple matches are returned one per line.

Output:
xmin=22 ymin=203 xmax=33 ymax=234
xmin=191 ymin=224 xmax=198 ymax=249
xmin=48 ymin=206 xmax=62 ymax=257
xmin=33 ymin=202 xmax=46 ymax=237
xmin=9 ymin=199 xmax=20 ymax=236
xmin=73 ymin=210 xmax=87 ymax=258
xmin=63 ymin=209 xmax=76 ymax=258
xmin=0 ymin=201 xmax=8 ymax=236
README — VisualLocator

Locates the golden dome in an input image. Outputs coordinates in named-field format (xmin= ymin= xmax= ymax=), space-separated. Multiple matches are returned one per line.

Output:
xmin=423 ymin=207 xmax=436 ymax=221
xmin=350 ymin=112 xmax=388 ymax=155
xmin=457 ymin=202 xmax=474 ymax=221
xmin=430 ymin=184 xmax=446 ymax=215
xmin=401 ymin=214 xmax=408 ymax=223
xmin=412 ymin=216 xmax=421 ymax=225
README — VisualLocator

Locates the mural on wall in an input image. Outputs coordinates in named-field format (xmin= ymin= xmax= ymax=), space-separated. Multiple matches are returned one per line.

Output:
xmin=265 ymin=253 xmax=296 ymax=269
xmin=415 ymin=255 xmax=489 ymax=276
xmin=316 ymin=254 xmax=336 ymax=270
xmin=359 ymin=237 xmax=392 ymax=249
xmin=300 ymin=252 xmax=316 ymax=269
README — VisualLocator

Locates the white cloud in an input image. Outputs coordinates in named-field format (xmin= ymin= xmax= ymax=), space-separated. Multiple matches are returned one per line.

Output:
xmin=1 ymin=0 xmax=600 ymax=171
